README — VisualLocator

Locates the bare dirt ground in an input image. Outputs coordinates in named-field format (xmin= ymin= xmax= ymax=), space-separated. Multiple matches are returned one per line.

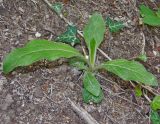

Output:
xmin=0 ymin=0 xmax=160 ymax=124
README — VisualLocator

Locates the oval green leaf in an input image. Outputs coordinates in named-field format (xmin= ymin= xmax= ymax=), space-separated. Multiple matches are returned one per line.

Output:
xmin=83 ymin=71 xmax=101 ymax=96
xmin=142 ymin=16 xmax=160 ymax=26
xmin=151 ymin=96 xmax=160 ymax=111
xmin=101 ymin=59 xmax=158 ymax=86
xmin=139 ymin=5 xmax=155 ymax=17
xmin=83 ymin=13 xmax=105 ymax=49
xmin=150 ymin=110 xmax=160 ymax=124
xmin=83 ymin=13 xmax=105 ymax=67
xmin=82 ymin=88 xmax=104 ymax=104
xmin=139 ymin=5 xmax=160 ymax=26
xmin=3 ymin=39 xmax=82 ymax=74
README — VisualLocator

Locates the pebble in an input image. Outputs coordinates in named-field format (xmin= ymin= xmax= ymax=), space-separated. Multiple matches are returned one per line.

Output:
xmin=18 ymin=7 xmax=24 ymax=13
xmin=35 ymin=32 xmax=41 ymax=38
xmin=68 ymin=82 xmax=75 ymax=89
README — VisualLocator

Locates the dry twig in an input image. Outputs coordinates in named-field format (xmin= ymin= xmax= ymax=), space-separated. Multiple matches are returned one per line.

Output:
xmin=141 ymin=32 xmax=146 ymax=54
xmin=68 ymin=98 xmax=99 ymax=124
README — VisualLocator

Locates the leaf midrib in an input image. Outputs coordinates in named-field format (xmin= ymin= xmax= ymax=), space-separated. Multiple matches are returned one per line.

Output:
xmin=16 ymin=48 xmax=80 ymax=59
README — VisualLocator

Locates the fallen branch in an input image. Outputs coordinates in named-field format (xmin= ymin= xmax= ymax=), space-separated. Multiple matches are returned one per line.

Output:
xmin=68 ymin=98 xmax=99 ymax=124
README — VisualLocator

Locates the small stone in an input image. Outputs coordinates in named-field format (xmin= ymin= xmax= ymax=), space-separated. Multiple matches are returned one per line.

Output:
xmin=153 ymin=50 xmax=158 ymax=56
xmin=31 ymin=27 xmax=36 ymax=32
xmin=45 ymin=14 xmax=49 ymax=19
xmin=68 ymin=82 xmax=75 ymax=89
xmin=35 ymin=32 xmax=41 ymax=38
xmin=114 ymin=41 xmax=119 ymax=45
xmin=18 ymin=7 xmax=24 ymax=13
xmin=114 ymin=17 xmax=120 ymax=21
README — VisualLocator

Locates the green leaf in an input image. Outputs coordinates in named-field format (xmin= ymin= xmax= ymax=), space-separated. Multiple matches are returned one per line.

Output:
xmin=83 ymin=13 xmax=105 ymax=67
xmin=142 ymin=16 xmax=160 ymax=26
xmin=137 ymin=54 xmax=147 ymax=62
xmin=82 ymin=88 xmax=104 ymax=104
xmin=52 ymin=2 xmax=63 ymax=15
xmin=56 ymin=25 xmax=80 ymax=46
xmin=105 ymin=17 xmax=125 ymax=33
xmin=83 ymin=13 xmax=105 ymax=49
xmin=83 ymin=71 xmax=101 ymax=96
xmin=151 ymin=96 xmax=160 ymax=111
xmin=69 ymin=58 xmax=88 ymax=70
xmin=135 ymin=85 xmax=142 ymax=97
xmin=3 ymin=39 xmax=82 ymax=74
xmin=139 ymin=5 xmax=160 ymax=26
xmin=139 ymin=5 xmax=155 ymax=17
xmin=101 ymin=59 xmax=158 ymax=86
xmin=150 ymin=110 xmax=160 ymax=124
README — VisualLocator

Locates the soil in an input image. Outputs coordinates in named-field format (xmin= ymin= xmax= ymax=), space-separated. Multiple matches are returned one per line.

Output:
xmin=0 ymin=0 xmax=160 ymax=124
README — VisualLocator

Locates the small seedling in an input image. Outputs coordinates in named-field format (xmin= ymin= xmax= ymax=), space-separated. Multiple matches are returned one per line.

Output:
xmin=55 ymin=25 xmax=80 ymax=46
xmin=150 ymin=96 xmax=160 ymax=124
xmin=3 ymin=13 xmax=158 ymax=103
xmin=134 ymin=85 xmax=142 ymax=97
xmin=151 ymin=95 xmax=160 ymax=111
xmin=139 ymin=5 xmax=160 ymax=26
xmin=105 ymin=17 xmax=125 ymax=32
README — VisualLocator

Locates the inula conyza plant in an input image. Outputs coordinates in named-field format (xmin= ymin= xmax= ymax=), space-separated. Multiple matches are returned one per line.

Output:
xmin=3 ymin=13 xmax=158 ymax=103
